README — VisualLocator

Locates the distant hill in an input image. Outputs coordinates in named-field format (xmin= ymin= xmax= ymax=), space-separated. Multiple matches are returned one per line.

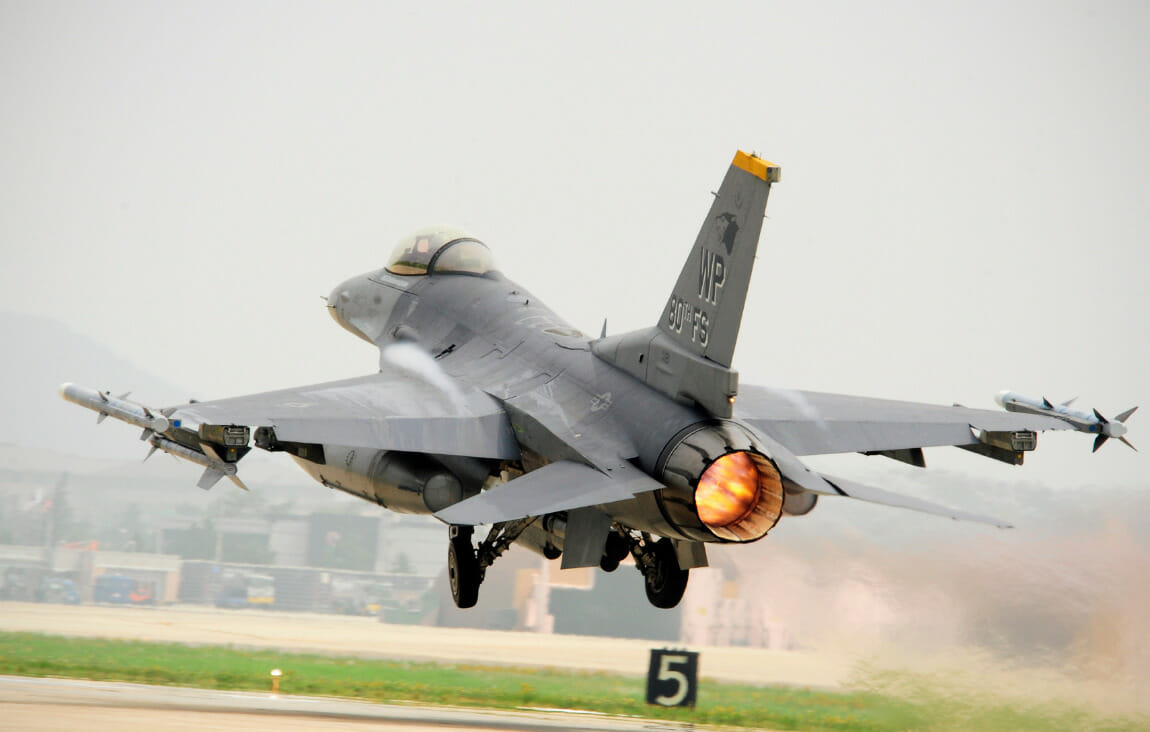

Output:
xmin=1 ymin=311 xmax=189 ymax=461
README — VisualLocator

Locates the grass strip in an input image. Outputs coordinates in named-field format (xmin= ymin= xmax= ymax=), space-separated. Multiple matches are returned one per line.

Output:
xmin=0 ymin=632 xmax=1140 ymax=731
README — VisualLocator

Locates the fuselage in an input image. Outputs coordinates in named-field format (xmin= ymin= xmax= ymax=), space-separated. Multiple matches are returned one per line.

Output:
xmin=321 ymin=265 xmax=750 ymax=540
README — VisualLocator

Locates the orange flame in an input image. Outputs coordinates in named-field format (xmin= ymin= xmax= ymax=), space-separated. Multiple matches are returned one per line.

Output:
xmin=696 ymin=451 xmax=761 ymax=528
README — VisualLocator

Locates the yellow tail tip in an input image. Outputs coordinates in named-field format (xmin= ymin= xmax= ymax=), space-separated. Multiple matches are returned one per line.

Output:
xmin=733 ymin=150 xmax=780 ymax=182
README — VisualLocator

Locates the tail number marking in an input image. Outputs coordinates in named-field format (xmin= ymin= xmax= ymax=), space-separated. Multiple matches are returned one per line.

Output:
xmin=697 ymin=249 xmax=726 ymax=305
xmin=667 ymin=296 xmax=710 ymax=346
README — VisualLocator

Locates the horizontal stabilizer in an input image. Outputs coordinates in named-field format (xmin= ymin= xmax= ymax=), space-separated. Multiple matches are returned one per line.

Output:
xmin=435 ymin=460 xmax=663 ymax=525
xmin=823 ymin=474 xmax=1012 ymax=528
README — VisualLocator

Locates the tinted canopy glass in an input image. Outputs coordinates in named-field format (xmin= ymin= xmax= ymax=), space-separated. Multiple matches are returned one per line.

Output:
xmin=385 ymin=226 xmax=495 ymax=276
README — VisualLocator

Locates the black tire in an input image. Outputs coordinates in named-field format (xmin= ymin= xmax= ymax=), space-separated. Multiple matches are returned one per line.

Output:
xmin=604 ymin=532 xmax=630 ymax=562
xmin=448 ymin=536 xmax=480 ymax=609
xmin=600 ymin=532 xmax=629 ymax=572
xmin=643 ymin=538 xmax=689 ymax=609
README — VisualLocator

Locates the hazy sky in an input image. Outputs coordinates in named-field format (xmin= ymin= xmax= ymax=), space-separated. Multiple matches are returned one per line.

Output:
xmin=2 ymin=1 xmax=1146 ymax=488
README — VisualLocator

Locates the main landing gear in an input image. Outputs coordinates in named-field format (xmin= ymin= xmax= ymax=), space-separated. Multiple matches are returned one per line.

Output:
xmin=631 ymin=533 xmax=689 ymax=609
xmin=449 ymin=522 xmax=690 ymax=610
xmin=447 ymin=519 xmax=532 ymax=609
xmin=448 ymin=526 xmax=481 ymax=609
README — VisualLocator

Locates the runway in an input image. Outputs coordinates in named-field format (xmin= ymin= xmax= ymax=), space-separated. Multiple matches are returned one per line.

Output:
xmin=0 ymin=602 xmax=851 ymax=688
xmin=0 ymin=675 xmax=694 ymax=731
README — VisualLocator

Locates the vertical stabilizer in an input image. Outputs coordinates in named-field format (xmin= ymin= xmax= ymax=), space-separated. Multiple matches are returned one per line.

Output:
xmin=593 ymin=151 xmax=779 ymax=418
xmin=660 ymin=151 xmax=779 ymax=368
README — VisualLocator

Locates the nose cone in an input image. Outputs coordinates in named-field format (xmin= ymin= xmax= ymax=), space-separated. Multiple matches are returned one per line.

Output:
xmin=325 ymin=273 xmax=404 ymax=344
xmin=994 ymin=390 xmax=1012 ymax=408
xmin=327 ymin=280 xmax=359 ymax=337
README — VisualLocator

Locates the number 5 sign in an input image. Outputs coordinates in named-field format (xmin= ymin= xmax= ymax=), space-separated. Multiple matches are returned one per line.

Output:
xmin=646 ymin=649 xmax=699 ymax=707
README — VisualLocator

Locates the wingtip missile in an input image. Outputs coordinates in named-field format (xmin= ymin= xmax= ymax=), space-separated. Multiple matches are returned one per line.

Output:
xmin=1092 ymin=407 xmax=1137 ymax=452
xmin=60 ymin=382 xmax=252 ymax=491
xmin=997 ymin=390 xmax=1136 ymax=452
xmin=60 ymin=383 xmax=170 ymax=434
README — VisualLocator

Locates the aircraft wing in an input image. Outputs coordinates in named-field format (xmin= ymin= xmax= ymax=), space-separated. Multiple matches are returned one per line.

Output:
xmin=736 ymin=385 xmax=1071 ymax=457
xmin=169 ymin=370 xmax=520 ymax=460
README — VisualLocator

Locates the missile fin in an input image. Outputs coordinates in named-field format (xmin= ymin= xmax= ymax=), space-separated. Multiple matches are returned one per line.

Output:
xmin=1093 ymin=434 xmax=1109 ymax=453
xmin=1043 ymin=397 xmax=1054 ymax=409
xmin=199 ymin=443 xmax=246 ymax=490
xmin=117 ymin=391 xmax=131 ymax=400
xmin=1119 ymin=436 xmax=1137 ymax=452
xmin=1093 ymin=408 xmax=1109 ymax=424
xmin=1061 ymin=397 xmax=1078 ymax=407
xmin=228 ymin=474 xmax=250 ymax=491
xmin=144 ymin=443 xmax=159 ymax=462
xmin=197 ymin=467 xmax=225 ymax=490
xmin=139 ymin=427 xmax=152 ymax=441
xmin=96 ymin=413 xmax=107 ymax=424
xmin=1115 ymin=406 xmax=1138 ymax=423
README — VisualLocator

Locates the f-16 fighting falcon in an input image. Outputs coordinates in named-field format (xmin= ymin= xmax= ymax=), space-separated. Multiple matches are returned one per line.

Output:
xmin=60 ymin=151 xmax=1136 ymax=609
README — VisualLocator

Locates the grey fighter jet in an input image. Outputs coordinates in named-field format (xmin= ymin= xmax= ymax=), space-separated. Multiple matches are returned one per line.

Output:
xmin=60 ymin=151 xmax=1135 ymax=609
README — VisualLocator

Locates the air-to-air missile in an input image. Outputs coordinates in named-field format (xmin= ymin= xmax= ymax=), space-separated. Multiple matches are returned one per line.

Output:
xmin=58 ymin=382 xmax=247 ymax=490
xmin=58 ymin=383 xmax=170 ymax=435
xmin=145 ymin=434 xmax=248 ymax=491
xmin=995 ymin=390 xmax=1137 ymax=452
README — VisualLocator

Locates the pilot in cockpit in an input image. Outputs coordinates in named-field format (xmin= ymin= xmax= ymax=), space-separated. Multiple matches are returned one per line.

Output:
xmin=385 ymin=226 xmax=496 ymax=277
xmin=386 ymin=234 xmax=436 ymax=275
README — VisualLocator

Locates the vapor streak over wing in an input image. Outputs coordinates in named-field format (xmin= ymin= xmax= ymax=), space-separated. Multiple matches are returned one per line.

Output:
xmin=171 ymin=371 xmax=519 ymax=460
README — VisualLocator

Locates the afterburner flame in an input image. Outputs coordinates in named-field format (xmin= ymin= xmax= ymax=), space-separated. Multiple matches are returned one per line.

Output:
xmin=696 ymin=451 xmax=761 ymax=528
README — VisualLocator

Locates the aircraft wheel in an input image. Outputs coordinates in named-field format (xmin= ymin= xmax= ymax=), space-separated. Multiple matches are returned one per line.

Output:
xmin=600 ymin=531 xmax=630 ymax=572
xmin=606 ymin=532 xmax=629 ymax=559
xmin=643 ymin=538 xmax=689 ymax=609
xmin=448 ymin=535 xmax=480 ymax=609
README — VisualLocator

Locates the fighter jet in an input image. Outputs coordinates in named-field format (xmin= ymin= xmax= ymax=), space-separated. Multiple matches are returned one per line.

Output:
xmin=60 ymin=151 xmax=1134 ymax=609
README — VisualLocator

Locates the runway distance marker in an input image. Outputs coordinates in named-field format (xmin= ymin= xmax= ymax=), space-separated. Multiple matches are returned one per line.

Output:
xmin=646 ymin=648 xmax=698 ymax=708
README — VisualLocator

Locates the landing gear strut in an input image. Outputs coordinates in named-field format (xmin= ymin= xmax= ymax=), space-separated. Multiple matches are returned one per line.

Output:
xmin=632 ymin=534 xmax=689 ymax=609
xmin=447 ymin=518 xmax=534 ymax=609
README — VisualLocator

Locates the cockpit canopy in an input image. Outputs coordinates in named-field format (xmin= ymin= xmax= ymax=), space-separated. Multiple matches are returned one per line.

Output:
xmin=384 ymin=225 xmax=496 ymax=277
